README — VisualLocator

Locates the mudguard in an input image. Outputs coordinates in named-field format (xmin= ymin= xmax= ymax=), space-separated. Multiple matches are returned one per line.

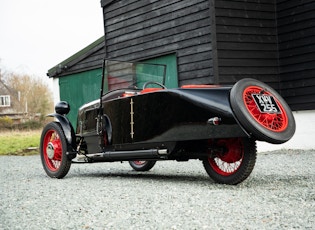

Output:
xmin=47 ymin=113 xmax=77 ymax=153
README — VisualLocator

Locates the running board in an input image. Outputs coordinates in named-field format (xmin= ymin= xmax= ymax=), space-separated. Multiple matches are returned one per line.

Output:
xmin=73 ymin=149 xmax=168 ymax=163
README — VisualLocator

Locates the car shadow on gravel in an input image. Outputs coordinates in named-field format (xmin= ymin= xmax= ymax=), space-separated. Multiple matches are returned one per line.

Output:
xmin=41 ymin=170 xmax=314 ymax=189
xmin=68 ymin=170 xmax=216 ymax=185
xmin=245 ymin=174 xmax=314 ymax=188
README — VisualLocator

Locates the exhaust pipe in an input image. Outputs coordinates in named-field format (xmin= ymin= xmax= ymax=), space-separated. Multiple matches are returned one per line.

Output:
xmin=83 ymin=149 xmax=168 ymax=162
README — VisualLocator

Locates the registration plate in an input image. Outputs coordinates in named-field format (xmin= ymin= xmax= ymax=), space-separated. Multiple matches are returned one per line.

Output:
xmin=252 ymin=94 xmax=281 ymax=114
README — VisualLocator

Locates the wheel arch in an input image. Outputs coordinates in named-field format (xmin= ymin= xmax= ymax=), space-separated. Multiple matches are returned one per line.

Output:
xmin=47 ymin=113 xmax=77 ymax=154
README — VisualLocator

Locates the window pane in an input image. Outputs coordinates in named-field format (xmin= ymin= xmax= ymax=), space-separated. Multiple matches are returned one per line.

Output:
xmin=0 ymin=95 xmax=10 ymax=106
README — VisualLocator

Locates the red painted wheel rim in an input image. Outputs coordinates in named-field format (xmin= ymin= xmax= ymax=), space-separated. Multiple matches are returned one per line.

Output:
xmin=43 ymin=129 xmax=63 ymax=171
xmin=208 ymin=138 xmax=244 ymax=176
xmin=243 ymin=86 xmax=288 ymax=132
xmin=132 ymin=161 xmax=146 ymax=165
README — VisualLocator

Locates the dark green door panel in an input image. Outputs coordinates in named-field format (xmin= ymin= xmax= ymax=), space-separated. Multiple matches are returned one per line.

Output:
xmin=59 ymin=68 xmax=102 ymax=129
xmin=142 ymin=54 xmax=178 ymax=88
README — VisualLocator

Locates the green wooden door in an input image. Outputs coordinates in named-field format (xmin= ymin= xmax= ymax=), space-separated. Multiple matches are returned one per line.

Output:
xmin=59 ymin=68 xmax=102 ymax=129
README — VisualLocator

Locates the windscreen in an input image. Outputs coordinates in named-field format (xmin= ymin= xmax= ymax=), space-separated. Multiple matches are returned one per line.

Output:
xmin=103 ymin=60 xmax=166 ymax=92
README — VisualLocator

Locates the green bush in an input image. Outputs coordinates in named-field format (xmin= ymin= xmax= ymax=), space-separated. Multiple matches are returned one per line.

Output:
xmin=15 ymin=120 xmax=42 ymax=130
xmin=0 ymin=116 xmax=13 ymax=129
xmin=0 ymin=117 xmax=44 ymax=131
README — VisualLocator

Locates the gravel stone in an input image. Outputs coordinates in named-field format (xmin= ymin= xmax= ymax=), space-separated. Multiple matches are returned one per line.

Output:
xmin=0 ymin=149 xmax=314 ymax=229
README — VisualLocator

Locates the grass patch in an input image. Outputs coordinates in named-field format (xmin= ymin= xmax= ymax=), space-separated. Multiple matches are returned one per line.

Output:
xmin=0 ymin=129 xmax=41 ymax=155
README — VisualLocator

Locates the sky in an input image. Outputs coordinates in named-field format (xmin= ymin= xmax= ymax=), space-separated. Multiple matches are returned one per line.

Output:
xmin=0 ymin=0 xmax=104 ymax=80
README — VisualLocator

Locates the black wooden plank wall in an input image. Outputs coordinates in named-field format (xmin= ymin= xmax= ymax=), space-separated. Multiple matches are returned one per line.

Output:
xmin=102 ymin=0 xmax=214 ymax=85
xmin=215 ymin=0 xmax=279 ymax=89
xmin=277 ymin=0 xmax=315 ymax=111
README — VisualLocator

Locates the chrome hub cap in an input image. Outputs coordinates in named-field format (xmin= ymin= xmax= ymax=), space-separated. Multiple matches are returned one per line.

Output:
xmin=46 ymin=142 xmax=55 ymax=159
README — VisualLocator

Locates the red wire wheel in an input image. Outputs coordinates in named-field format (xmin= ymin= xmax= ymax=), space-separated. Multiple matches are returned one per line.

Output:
xmin=129 ymin=160 xmax=156 ymax=171
xmin=208 ymin=139 xmax=244 ymax=176
xmin=243 ymin=86 xmax=288 ymax=132
xmin=203 ymin=138 xmax=257 ymax=185
xmin=40 ymin=122 xmax=71 ymax=178
xmin=42 ymin=129 xmax=62 ymax=171
xmin=230 ymin=78 xmax=295 ymax=144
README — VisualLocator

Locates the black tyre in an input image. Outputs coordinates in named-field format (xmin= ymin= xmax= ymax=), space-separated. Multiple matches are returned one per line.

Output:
xmin=129 ymin=160 xmax=156 ymax=171
xmin=40 ymin=122 xmax=72 ymax=178
xmin=230 ymin=78 xmax=295 ymax=144
xmin=203 ymin=138 xmax=256 ymax=185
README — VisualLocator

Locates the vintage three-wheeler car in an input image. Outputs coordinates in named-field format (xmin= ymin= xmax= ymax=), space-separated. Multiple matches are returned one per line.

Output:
xmin=40 ymin=60 xmax=295 ymax=185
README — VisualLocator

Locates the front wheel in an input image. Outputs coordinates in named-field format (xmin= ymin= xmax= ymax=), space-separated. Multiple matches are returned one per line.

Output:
xmin=129 ymin=160 xmax=156 ymax=171
xmin=40 ymin=122 xmax=72 ymax=178
xmin=203 ymin=138 xmax=256 ymax=185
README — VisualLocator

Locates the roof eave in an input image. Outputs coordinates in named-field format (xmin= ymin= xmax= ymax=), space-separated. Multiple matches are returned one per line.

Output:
xmin=47 ymin=36 xmax=105 ymax=78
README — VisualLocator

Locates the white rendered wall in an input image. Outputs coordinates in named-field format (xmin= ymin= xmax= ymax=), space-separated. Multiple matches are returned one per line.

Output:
xmin=257 ymin=110 xmax=315 ymax=152
xmin=52 ymin=78 xmax=60 ymax=106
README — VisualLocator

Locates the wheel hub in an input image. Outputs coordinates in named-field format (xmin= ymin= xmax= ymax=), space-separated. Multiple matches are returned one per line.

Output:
xmin=46 ymin=142 xmax=55 ymax=159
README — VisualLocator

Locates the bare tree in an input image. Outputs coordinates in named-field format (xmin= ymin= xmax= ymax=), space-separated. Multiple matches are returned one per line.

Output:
xmin=3 ymin=73 xmax=53 ymax=121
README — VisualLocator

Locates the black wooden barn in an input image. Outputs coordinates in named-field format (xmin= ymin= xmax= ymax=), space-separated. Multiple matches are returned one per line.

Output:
xmin=48 ymin=0 xmax=315 ymax=126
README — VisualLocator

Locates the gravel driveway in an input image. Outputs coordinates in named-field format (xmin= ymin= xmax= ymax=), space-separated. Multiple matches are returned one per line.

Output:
xmin=1 ymin=149 xmax=314 ymax=229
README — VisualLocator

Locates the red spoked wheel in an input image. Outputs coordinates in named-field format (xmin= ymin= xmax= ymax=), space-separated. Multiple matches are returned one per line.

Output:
xmin=203 ymin=138 xmax=256 ymax=185
xmin=40 ymin=122 xmax=71 ymax=178
xmin=243 ymin=86 xmax=288 ymax=132
xmin=129 ymin=160 xmax=156 ymax=171
xmin=208 ymin=139 xmax=243 ymax=176
xmin=230 ymin=78 xmax=295 ymax=144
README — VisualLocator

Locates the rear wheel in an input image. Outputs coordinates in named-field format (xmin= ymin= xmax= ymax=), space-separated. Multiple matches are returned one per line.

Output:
xmin=40 ymin=122 xmax=71 ymax=178
xmin=129 ymin=160 xmax=156 ymax=171
xmin=203 ymin=138 xmax=256 ymax=185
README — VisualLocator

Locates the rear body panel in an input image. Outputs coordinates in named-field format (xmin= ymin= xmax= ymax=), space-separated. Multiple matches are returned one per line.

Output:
xmin=77 ymin=87 xmax=247 ymax=153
